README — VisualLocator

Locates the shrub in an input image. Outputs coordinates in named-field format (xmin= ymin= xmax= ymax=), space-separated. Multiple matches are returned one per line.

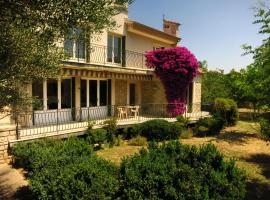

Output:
xmin=176 ymin=115 xmax=190 ymax=127
xmin=259 ymin=118 xmax=270 ymax=140
xmin=103 ymin=118 xmax=118 ymax=146
xmin=128 ymin=136 xmax=148 ymax=146
xmin=12 ymin=138 xmax=93 ymax=172
xmin=180 ymin=128 xmax=193 ymax=139
xmin=12 ymin=138 xmax=119 ymax=200
xmin=30 ymin=155 xmax=119 ymax=200
xmin=194 ymin=117 xmax=225 ymax=136
xmin=86 ymin=128 xmax=108 ymax=149
xmin=213 ymin=98 xmax=239 ymax=125
xmin=130 ymin=119 xmax=182 ymax=141
xmin=118 ymin=141 xmax=246 ymax=200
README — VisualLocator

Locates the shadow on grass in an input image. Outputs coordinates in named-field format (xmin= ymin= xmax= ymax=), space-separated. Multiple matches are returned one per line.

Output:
xmin=245 ymin=179 xmax=270 ymax=200
xmin=13 ymin=186 xmax=34 ymax=200
xmin=216 ymin=131 xmax=258 ymax=145
xmin=245 ymin=153 xmax=270 ymax=179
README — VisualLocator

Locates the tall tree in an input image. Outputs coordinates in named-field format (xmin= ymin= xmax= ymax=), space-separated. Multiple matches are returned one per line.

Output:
xmin=0 ymin=0 xmax=132 ymax=110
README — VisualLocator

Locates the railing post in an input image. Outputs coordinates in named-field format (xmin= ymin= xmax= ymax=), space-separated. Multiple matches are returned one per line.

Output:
xmin=56 ymin=109 xmax=59 ymax=134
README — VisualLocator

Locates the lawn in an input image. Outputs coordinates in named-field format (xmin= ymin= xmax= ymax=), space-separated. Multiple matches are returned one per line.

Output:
xmin=97 ymin=121 xmax=270 ymax=200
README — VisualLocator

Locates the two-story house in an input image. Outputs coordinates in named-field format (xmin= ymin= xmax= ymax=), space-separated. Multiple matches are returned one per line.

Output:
xmin=16 ymin=7 xmax=203 ymax=137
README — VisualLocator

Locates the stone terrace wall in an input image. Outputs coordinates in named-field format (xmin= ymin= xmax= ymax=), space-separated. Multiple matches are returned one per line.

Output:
xmin=0 ymin=126 xmax=16 ymax=164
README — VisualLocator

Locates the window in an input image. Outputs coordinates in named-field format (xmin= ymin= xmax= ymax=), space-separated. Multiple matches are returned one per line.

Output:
xmin=47 ymin=79 xmax=58 ymax=110
xmin=89 ymin=80 xmax=97 ymax=107
xmin=129 ymin=83 xmax=136 ymax=105
xmin=32 ymin=81 xmax=43 ymax=110
xmin=64 ymin=28 xmax=86 ymax=60
xmin=153 ymin=45 xmax=165 ymax=50
xmin=80 ymin=80 xmax=87 ymax=107
xmin=100 ymin=80 xmax=108 ymax=106
xmin=61 ymin=79 xmax=72 ymax=109
xmin=107 ymin=34 xmax=122 ymax=63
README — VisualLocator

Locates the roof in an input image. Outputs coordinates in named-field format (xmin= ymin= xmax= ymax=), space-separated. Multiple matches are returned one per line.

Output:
xmin=125 ymin=19 xmax=180 ymax=45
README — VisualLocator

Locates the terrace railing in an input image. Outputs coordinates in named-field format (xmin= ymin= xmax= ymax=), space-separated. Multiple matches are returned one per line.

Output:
xmin=13 ymin=103 xmax=212 ymax=139
xmin=64 ymin=43 xmax=148 ymax=70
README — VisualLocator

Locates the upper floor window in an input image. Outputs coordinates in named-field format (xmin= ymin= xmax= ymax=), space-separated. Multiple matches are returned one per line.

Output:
xmin=153 ymin=45 xmax=165 ymax=50
xmin=64 ymin=28 xmax=86 ymax=60
xmin=107 ymin=34 xmax=122 ymax=64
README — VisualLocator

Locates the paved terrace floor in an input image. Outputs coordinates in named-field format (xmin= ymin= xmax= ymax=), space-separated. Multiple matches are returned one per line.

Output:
xmin=10 ymin=112 xmax=210 ymax=145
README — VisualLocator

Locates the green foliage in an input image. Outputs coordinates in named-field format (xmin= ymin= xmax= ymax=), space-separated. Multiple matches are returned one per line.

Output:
xmin=259 ymin=118 xmax=270 ymax=140
xmin=213 ymin=98 xmax=239 ymax=125
xmin=176 ymin=115 xmax=190 ymax=127
xmin=12 ymin=138 xmax=118 ymax=200
xmin=180 ymin=128 xmax=193 ymax=139
xmin=194 ymin=117 xmax=225 ymax=136
xmin=103 ymin=118 xmax=118 ymax=147
xmin=118 ymin=141 xmax=246 ymax=200
xmin=86 ymin=128 xmax=108 ymax=149
xmin=130 ymin=119 xmax=182 ymax=141
xmin=128 ymin=136 xmax=148 ymax=146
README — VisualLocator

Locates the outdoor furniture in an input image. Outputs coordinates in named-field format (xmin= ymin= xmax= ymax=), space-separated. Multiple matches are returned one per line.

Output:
xmin=117 ymin=106 xmax=128 ymax=119
xmin=130 ymin=105 xmax=140 ymax=118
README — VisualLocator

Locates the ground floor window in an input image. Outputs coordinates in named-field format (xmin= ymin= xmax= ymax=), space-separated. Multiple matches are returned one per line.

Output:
xmin=80 ymin=79 xmax=108 ymax=107
xmin=61 ymin=79 xmax=72 ymax=109
xmin=32 ymin=80 xmax=43 ymax=110
xmin=47 ymin=79 xmax=58 ymax=110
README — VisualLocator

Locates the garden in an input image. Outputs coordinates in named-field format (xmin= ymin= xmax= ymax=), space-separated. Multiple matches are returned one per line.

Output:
xmin=10 ymin=97 xmax=270 ymax=200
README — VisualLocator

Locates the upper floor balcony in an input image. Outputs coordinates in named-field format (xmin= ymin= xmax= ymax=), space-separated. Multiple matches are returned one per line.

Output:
xmin=63 ymin=42 xmax=150 ymax=70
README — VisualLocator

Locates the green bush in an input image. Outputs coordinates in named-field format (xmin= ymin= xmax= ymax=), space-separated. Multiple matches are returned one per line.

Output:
xmin=86 ymin=128 xmax=108 ymax=149
xmin=12 ymin=138 xmax=118 ymax=200
xmin=213 ymin=98 xmax=239 ymax=125
xmin=130 ymin=119 xmax=182 ymax=141
xmin=195 ymin=117 xmax=225 ymax=136
xmin=103 ymin=118 xmax=118 ymax=146
xmin=176 ymin=115 xmax=190 ymax=127
xmin=259 ymin=118 xmax=270 ymax=140
xmin=12 ymin=138 xmax=93 ymax=172
xmin=30 ymin=155 xmax=119 ymax=200
xmin=180 ymin=128 xmax=193 ymax=139
xmin=118 ymin=141 xmax=246 ymax=200
xmin=128 ymin=136 xmax=148 ymax=146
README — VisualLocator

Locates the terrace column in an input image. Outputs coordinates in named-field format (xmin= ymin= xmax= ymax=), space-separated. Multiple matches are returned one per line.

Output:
xmin=57 ymin=78 xmax=61 ymax=109
xmin=43 ymin=80 xmax=47 ymax=110
xmin=75 ymin=77 xmax=81 ymax=121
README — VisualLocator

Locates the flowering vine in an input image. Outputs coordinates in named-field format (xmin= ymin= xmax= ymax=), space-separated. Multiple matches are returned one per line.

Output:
xmin=145 ymin=46 xmax=200 ymax=116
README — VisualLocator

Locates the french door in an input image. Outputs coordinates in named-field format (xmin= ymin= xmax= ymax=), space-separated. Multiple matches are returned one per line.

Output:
xmin=80 ymin=79 xmax=109 ymax=120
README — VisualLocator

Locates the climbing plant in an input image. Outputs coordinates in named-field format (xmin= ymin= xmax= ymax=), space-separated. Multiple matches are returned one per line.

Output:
xmin=145 ymin=47 xmax=200 ymax=115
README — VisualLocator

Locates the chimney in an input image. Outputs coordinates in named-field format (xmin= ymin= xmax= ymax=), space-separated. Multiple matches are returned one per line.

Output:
xmin=163 ymin=19 xmax=180 ymax=37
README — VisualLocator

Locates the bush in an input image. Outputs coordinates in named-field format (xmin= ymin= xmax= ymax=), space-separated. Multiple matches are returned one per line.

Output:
xmin=259 ymin=118 xmax=270 ymax=140
xmin=130 ymin=119 xmax=182 ymax=141
xmin=12 ymin=138 xmax=119 ymax=200
xmin=128 ymin=136 xmax=148 ymax=146
xmin=103 ymin=118 xmax=118 ymax=146
xmin=30 ymin=155 xmax=119 ymax=200
xmin=213 ymin=98 xmax=239 ymax=125
xmin=176 ymin=115 xmax=190 ymax=127
xmin=180 ymin=128 xmax=193 ymax=139
xmin=118 ymin=141 xmax=246 ymax=200
xmin=194 ymin=117 xmax=225 ymax=136
xmin=86 ymin=128 xmax=108 ymax=149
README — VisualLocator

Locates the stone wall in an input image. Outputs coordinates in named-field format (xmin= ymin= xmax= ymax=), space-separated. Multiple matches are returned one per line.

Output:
xmin=141 ymin=79 xmax=167 ymax=104
xmin=115 ymin=79 xmax=127 ymax=105
xmin=0 ymin=126 xmax=16 ymax=164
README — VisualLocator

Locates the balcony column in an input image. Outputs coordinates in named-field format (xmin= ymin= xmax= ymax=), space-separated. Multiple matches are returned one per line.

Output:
xmin=75 ymin=77 xmax=81 ymax=121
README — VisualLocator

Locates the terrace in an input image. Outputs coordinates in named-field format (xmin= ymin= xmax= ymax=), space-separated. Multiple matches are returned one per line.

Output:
xmin=12 ymin=103 xmax=211 ymax=143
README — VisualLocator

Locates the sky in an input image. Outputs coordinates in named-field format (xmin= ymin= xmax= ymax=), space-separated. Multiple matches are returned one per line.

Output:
xmin=128 ymin=0 xmax=269 ymax=72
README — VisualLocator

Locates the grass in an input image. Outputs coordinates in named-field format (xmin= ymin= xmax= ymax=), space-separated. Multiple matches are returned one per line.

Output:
xmin=96 ymin=121 xmax=270 ymax=199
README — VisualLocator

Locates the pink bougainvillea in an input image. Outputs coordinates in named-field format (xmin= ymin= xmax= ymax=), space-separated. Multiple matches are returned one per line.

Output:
xmin=145 ymin=46 xmax=200 ymax=116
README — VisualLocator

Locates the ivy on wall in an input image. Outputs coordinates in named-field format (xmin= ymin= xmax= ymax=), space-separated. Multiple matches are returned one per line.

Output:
xmin=145 ymin=47 xmax=200 ymax=116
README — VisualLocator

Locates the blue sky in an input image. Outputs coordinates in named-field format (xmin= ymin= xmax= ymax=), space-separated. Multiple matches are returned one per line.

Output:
xmin=128 ymin=0 xmax=268 ymax=72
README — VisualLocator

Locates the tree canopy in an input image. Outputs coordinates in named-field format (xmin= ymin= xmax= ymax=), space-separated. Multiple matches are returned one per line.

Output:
xmin=0 ymin=0 xmax=132 ymax=110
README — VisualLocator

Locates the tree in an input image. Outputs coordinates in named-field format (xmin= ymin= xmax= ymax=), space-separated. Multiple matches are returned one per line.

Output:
xmin=0 ymin=0 xmax=132 ymax=110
